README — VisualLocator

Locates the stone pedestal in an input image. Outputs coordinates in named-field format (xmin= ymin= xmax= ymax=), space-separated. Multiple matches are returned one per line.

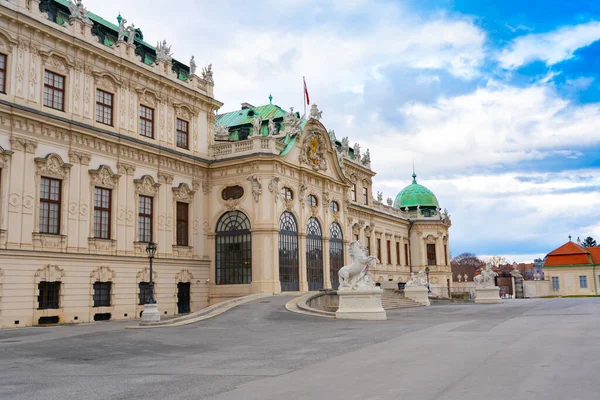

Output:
xmin=335 ymin=288 xmax=387 ymax=320
xmin=404 ymin=286 xmax=430 ymax=306
xmin=140 ymin=303 xmax=161 ymax=324
xmin=475 ymin=287 xmax=501 ymax=304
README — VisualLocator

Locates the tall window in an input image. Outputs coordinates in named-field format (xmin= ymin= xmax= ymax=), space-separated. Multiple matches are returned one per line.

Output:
xmin=43 ymin=70 xmax=65 ymax=111
xmin=377 ymin=238 xmax=382 ymax=261
xmin=176 ymin=202 xmax=189 ymax=246
xmin=396 ymin=242 xmax=400 ymax=265
xmin=444 ymin=244 xmax=448 ymax=265
xmin=404 ymin=243 xmax=409 ymax=265
xmin=93 ymin=187 xmax=111 ymax=239
xmin=579 ymin=276 xmax=588 ymax=289
xmin=215 ymin=211 xmax=252 ymax=285
xmin=427 ymin=243 xmax=437 ymax=265
xmin=551 ymin=276 xmax=560 ymax=291
xmin=38 ymin=282 xmax=60 ymax=309
xmin=139 ymin=105 xmax=154 ymax=138
xmin=362 ymin=187 xmax=368 ymax=205
xmin=93 ymin=282 xmax=111 ymax=307
xmin=138 ymin=282 xmax=153 ymax=305
xmin=0 ymin=54 xmax=6 ymax=94
xmin=366 ymin=236 xmax=371 ymax=255
xmin=329 ymin=222 xmax=344 ymax=289
xmin=138 ymin=195 xmax=153 ymax=242
xmin=351 ymin=184 xmax=356 ymax=201
xmin=386 ymin=240 xmax=391 ymax=264
xmin=39 ymin=177 xmax=61 ymax=234
xmin=95 ymin=89 xmax=113 ymax=126
xmin=176 ymin=119 xmax=189 ymax=149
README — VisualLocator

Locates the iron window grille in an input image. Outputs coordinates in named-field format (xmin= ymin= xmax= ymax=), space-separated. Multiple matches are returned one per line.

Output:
xmin=43 ymin=70 xmax=65 ymax=111
xmin=39 ymin=177 xmax=61 ymax=234
xmin=0 ymin=53 xmax=6 ymax=94
xmin=93 ymin=187 xmax=111 ymax=239
xmin=176 ymin=118 xmax=189 ymax=149
xmin=306 ymin=217 xmax=324 ymax=291
xmin=215 ymin=211 xmax=252 ymax=285
xmin=279 ymin=211 xmax=299 ymax=291
xmin=93 ymin=281 xmax=111 ymax=307
xmin=38 ymin=281 xmax=60 ymax=309
xmin=329 ymin=222 xmax=344 ymax=289
xmin=139 ymin=105 xmax=154 ymax=138
xmin=138 ymin=195 xmax=153 ymax=242
xmin=138 ymin=282 xmax=153 ymax=305
xmin=427 ymin=244 xmax=437 ymax=265
xmin=176 ymin=202 xmax=189 ymax=246
xmin=307 ymin=194 xmax=318 ymax=207
xmin=95 ymin=89 xmax=113 ymax=126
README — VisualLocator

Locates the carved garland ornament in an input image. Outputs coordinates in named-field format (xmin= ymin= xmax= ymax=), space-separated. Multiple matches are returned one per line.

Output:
xmin=172 ymin=183 xmax=195 ymax=203
xmin=134 ymin=175 xmax=161 ymax=196
xmin=246 ymin=175 xmax=262 ymax=203
xmin=89 ymin=165 xmax=121 ymax=188
xmin=35 ymin=264 xmax=65 ymax=281
xmin=35 ymin=153 xmax=72 ymax=180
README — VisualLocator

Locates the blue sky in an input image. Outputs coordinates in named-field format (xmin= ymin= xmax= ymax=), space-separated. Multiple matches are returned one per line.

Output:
xmin=86 ymin=0 xmax=600 ymax=262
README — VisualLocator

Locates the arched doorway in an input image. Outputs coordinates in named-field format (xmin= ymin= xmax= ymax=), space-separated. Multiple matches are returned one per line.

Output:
xmin=306 ymin=217 xmax=324 ymax=291
xmin=279 ymin=211 xmax=299 ymax=291
xmin=215 ymin=211 xmax=252 ymax=285
xmin=329 ymin=222 xmax=344 ymax=289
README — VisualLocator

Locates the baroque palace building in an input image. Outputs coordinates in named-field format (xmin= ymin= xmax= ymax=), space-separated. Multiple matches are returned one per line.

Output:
xmin=0 ymin=0 xmax=452 ymax=328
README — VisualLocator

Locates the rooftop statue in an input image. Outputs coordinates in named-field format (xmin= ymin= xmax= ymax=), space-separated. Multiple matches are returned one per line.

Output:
xmin=309 ymin=104 xmax=322 ymax=120
xmin=251 ymin=115 xmax=262 ymax=137
xmin=189 ymin=56 xmax=197 ymax=75
xmin=353 ymin=143 xmax=361 ymax=161
xmin=474 ymin=262 xmax=498 ymax=288
xmin=214 ymin=123 xmax=231 ymax=141
xmin=328 ymin=129 xmax=336 ymax=147
xmin=126 ymin=24 xmax=136 ymax=44
xmin=201 ymin=64 xmax=214 ymax=84
xmin=341 ymin=137 xmax=349 ymax=157
xmin=156 ymin=40 xmax=172 ymax=63
xmin=386 ymin=197 xmax=393 ymax=206
xmin=268 ymin=118 xmax=277 ymax=136
xmin=338 ymin=241 xmax=379 ymax=290
xmin=376 ymin=191 xmax=383 ymax=203
xmin=117 ymin=17 xmax=127 ymax=42
xmin=68 ymin=0 xmax=92 ymax=24
xmin=284 ymin=107 xmax=302 ymax=138
xmin=362 ymin=148 xmax=371 ymax=166
xmin=406 ymin=270 xmax=428 ymax=287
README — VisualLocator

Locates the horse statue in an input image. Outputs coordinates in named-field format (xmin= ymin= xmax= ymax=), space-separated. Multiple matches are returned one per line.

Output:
xmin=338 ymin=241 xmax=379 ymax=290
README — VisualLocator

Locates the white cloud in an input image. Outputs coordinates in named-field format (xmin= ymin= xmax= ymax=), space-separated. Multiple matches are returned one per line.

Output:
xmin=498 ymin=21 xmax=600 ymax=69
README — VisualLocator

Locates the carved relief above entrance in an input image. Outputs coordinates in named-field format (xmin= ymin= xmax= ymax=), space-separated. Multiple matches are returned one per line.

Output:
xmin=299 ymin=131 xmax=328 ymax=172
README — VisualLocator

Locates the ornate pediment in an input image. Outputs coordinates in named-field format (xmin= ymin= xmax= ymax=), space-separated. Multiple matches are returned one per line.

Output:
xmin=135 ymin=88 xmax=159 ymax=107
xmin=89 ymin=165 xmax=121 ymax=189
xmin=134 ymin=175 xmax=161 ymax=196
xmin=172 ymin=183 xmax=195 ymax=203
xmin=35 ymin=153 xmax=72 ymax=179
xmin=35 ymin=264 xmax=65 ymax=281
xmin=93 ymin=71 xmax=122 ymax=92
xmin=90 ymin=266 xmax=116 ymax=281
xmin=40 ymin=51 xmax=74 ymax=74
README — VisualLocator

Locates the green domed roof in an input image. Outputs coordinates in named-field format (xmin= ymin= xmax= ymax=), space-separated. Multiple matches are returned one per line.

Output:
xmin=393 ymin=173 xmax=439 ymax=209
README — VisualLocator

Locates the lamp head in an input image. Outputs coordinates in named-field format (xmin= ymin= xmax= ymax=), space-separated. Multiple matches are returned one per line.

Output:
xmin=146 ymin=241 xmax=157 ymax=259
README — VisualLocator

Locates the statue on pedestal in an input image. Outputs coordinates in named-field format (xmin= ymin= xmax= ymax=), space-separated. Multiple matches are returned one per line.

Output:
xmin=117 ymin=18 xmax=127 ymax=42
xmin=474 ymin=263 xmax=498 ymax=288
xmin=190 ymin=56 xmax=197 ymax=75
xmin=406 ymin=270 xmax=428 ymax=287
xmin=338 ymin=241 xmax=379 ymax=290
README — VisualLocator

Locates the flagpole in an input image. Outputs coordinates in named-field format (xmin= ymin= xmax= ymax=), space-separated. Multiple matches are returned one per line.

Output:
xmin=303 ymin=76 xmax=306 ymax=117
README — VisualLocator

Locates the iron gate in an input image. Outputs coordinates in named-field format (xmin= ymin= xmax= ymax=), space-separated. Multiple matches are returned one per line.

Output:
xmin=306 ymin=217 xmax=324 ymax=291
xmin=329 ymin=222 xmax=344 ymax=289
xmin=279 ymin=212 xmax=299 ymax=291
xmin=177 ymin=282 xmax=190 ymax=314
xmin=215 ymin=211 xmax=252 ymax=285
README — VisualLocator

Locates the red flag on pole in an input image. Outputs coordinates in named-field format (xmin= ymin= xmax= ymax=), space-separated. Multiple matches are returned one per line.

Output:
xmin=303 ymin=77 xmax=310 ymax=105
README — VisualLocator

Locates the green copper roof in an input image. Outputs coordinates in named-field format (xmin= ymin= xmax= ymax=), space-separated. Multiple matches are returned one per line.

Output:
xmin=216 ymin=104 xmax=287 ymax=128
xmin=393 ymin=173 xmax=439 ymax=209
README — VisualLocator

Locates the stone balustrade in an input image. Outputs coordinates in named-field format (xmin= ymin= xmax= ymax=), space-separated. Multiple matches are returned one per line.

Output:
xmin=209 ymin=136 xmax=286 ymax=159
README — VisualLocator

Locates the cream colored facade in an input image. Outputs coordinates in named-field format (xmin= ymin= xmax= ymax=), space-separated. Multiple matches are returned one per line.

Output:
xmin=543 ymin=267 xmax=599 ymax=296
xmin=0 ymin=0 xmax=451 ymax=328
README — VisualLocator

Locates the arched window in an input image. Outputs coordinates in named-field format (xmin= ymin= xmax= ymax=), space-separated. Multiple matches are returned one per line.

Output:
xmin=215 ymin=211 xmax=252 ymax=285
xmin=329 ymin=201 xmax=339 ymax=212
xmin=306 ymin=217 xmax=324 ymax=290
xmin=329 ymin=222 xmax=344 ymax=289
xmin=279 ymin=211 xmax=299 ymax=291
xmin=281 ymin=187 xmax=293 ymax=201
xmin=307 ymin=194 xmax=318 ymax=207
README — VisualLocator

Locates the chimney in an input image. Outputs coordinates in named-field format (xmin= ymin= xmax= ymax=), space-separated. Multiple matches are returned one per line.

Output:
xmin=241 ymin=102 xmax=255 ymax=110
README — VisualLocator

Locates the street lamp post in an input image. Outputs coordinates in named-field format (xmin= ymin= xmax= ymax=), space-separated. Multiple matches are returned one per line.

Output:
xmin=425 ymin=266 xmax=431 ymax=294
xmin=141 ymin=241 xmax=160 ymax=324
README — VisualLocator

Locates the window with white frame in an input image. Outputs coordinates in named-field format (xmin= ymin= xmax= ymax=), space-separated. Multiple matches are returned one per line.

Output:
xmin=551 ymin=276 xmax=560 ymax=291
xmin=579 ymin=275 xmax=588 ymax=289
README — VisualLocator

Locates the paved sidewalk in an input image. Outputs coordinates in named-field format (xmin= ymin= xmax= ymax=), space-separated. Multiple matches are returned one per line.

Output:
xmin=1 ymin=297 xmax=599 ymax=400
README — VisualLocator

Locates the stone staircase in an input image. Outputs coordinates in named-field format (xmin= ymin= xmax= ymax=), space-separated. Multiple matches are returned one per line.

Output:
xmin=380 ymin=289 xmax=423 ymax=309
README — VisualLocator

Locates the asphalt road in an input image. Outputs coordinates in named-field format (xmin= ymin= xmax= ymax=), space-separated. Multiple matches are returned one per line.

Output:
xmin=1 ymin=296 xmax=599 ymax=400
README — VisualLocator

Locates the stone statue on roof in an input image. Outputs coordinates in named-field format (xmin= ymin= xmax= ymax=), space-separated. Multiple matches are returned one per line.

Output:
xmin=156 ymin=40 xmax=172 ymax=63
xmin=309 ymin=104 xmax=322 ymax=120
xmin=362 ymin=148 xmax=371 ymax=166
xmin=213 ymin=123 xmax=231 ymax=141
xmin=189 ymin=56 xmax=197 ymax=75
xmin=284 ymin=107 xmax=302 ymax=138
xmin=68 ymin=0 xmax=92 ymax=24
xmin=202 ymin=64 xmax=214 ymax=84
xmin=126 ymin=24 xmax=136 ymax=44
xmin=386 ymin=197 xmax=393 ymax=206
xmin=251 ymin=115 xmax=262 ymax=137
xmin=376 ymin=191 xmax=383 ymax=203
xmin=327 ymin=129 xmax=336 ymax=147
xmin=353 ymin=143 xmax=361 ymax=162
xmin=341 ymin=137 xmax=349 ymax=157
xmin=268 ymin=118 xmax=277 ymax=136
xmin=117 ymin=17 xmax=127 ymax=42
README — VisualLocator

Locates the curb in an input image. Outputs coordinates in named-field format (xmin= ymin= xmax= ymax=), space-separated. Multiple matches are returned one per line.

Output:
xmin=127 ymin=293 xmax=272 ymax=329
xmin=285 ymin=292 xmax=335 ymax=319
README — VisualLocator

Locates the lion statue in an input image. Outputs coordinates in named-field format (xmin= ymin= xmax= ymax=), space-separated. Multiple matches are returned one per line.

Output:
xmin=338 ymin=241 xmax=380 ymax=290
